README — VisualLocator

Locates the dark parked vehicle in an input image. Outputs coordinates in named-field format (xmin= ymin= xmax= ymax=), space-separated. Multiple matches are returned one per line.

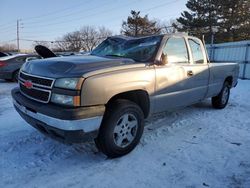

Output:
xmin=0 ymin=54 xmax=40 ymax=82
xmin=0 ymin=51 xmax=9 ymax=57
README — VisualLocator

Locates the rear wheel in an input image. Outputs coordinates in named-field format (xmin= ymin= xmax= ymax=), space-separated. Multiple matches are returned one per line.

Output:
xmin=95 ymin=99 xmax=144 ymax=158
xmin=212 ymin=82 xmax=230 ymax=109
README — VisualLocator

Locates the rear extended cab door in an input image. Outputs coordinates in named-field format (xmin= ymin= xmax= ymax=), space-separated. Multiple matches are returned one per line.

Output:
xmin=185 ymin=36 xmax=210 ymax=101
xmin=152 ymin=36 xmax=209 ymax=113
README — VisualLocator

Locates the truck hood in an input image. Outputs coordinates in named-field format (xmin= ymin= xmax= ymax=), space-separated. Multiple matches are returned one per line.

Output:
xmin=21 ymin=55 xmax=141 ymax=78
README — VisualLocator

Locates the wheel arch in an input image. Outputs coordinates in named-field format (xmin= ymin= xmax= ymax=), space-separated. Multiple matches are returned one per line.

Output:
xmin=224 ymin=76 xmax=233 ymax=87
xmin=106 ymin=90 xmax=150 ymax=118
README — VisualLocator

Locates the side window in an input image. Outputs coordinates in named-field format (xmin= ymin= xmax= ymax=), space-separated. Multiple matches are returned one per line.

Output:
xmin=188 ymin=38 xmax=204 ymax=64
xmin=163 ymin=37 xmax=189 ymax=64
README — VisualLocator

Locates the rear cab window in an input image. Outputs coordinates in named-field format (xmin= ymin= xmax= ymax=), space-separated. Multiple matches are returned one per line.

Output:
xmin=188 ymin=38 xmax=205 ymax=64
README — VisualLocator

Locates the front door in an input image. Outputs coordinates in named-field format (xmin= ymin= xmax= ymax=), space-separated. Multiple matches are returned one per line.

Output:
xmin=153 ymin=36 xmax=208 ymax=113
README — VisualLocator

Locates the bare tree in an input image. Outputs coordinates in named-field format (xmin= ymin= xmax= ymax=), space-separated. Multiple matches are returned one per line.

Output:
xmin=32 ymin=41 xmax=51 ymax=49
xmin=158 ymin=19 xmax=179 ymax=34
xmin=53 ymin=31 xmax=84 ymax=52
xmin=54 ymin=26 xmax=112 ymax=52
xmin=52 ymin=40 xmax=70 ymax=52
xmin=79 ymin=26 xmax=98 ymax=51
xmin=62 ymin=31 xmax=84 ymax=52
xmin=0 ymin=43 xmax=17 ymax=52
xmin=80 ymin=26 xmax=112 ymax=51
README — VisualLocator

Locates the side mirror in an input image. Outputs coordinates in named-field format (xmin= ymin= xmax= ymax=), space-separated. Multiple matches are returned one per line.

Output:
xmin=161 ymin=53 xmax=168 ymax=65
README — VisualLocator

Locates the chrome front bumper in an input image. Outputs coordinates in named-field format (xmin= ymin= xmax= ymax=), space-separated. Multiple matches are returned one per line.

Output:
xmin=13 ymin=99 xmax=103 ymax=132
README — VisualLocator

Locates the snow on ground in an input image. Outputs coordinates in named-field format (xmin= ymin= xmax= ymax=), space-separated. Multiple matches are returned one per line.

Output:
xmin=0 ymin=79 xmax=250 ymax=188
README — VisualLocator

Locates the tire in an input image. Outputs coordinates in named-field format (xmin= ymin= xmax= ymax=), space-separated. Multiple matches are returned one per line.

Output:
xmin=12 ymin=70 xmax=19 ymax=82
xmin=95 ymin=99 xmax=144 ymax=158
xmin=212 ymin=82 xmax=230 ymax=109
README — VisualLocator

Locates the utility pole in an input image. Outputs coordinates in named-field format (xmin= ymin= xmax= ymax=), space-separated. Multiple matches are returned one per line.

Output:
xmin=17 ymin=19 xmax=20 ymax=52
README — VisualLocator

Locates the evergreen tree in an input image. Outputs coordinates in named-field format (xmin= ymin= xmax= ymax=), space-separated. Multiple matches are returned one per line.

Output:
xmin=121 ymin=10 xmax=161 ymax=37
xmin=173 ymin=0 xmax=250 ymax=43
xmin=173 ymin=0 xmax=218 ymax=42
xmin=216 ymin=0 xmax=250 ymax=42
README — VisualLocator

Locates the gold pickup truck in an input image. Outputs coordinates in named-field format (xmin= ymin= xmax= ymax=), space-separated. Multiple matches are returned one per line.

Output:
xmin=12 ymin=34 xmax=239 ymax=157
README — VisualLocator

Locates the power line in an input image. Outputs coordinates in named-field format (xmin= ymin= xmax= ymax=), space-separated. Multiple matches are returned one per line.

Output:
xmin=141 ymin=0 xmax=180 ymax=13
xmin=19 ymin=36 xmax=108 ymax=43
xmin=26 ymin=1 xmax=178 ymax=34
xmin=0 ymin=0 xmax=91 ymax=28
xmin=0 ymin=0 xmax=180 ymax=36
xmin=0 ymin=21 xmax=17 ymax=28
xmin=0 ymin=39 xmax=16 ymax=44
xmin=20 ymin=33 xmax=65 ymax=38
xmin=20 ymin=27 xmax=176 ymax=43
xmin=0 ymin=24 xmax=16 ymax=32
xmin=24 ymin=0 xmax=114 ymax=25
xmin=1 ymin=0 xmax=180 ymax=47
xmin=20 ymin=26 xmax=176 ymax=44
xmin=24 ymin=0 xmax=90 ymax=21
xmin=0 ymin=22 xmax=15 ymax=28
xmin=21 ymin=0 xmax=179 ymax=33
xmin=22 ymin=0 xmax=139 ymax=28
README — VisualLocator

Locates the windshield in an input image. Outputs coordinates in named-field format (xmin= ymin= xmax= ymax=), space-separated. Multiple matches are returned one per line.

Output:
xmin=91 ymin=35 xmax=162 ymax=62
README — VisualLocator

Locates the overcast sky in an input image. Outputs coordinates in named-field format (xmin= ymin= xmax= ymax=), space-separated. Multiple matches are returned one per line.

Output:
xmin=0 ymin=0 xmax=187 ymax=50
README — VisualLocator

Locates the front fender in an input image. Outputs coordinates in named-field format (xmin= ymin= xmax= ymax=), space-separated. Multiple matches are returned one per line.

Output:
xmin=81 ymin=67 xmax=155 ymax=106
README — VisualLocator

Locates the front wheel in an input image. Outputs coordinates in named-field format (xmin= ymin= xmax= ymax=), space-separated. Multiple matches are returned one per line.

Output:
xmin=212 ymin=82 xmax=230 ymax=109
xmin=95 ymin=99 xmax=144 ymax=158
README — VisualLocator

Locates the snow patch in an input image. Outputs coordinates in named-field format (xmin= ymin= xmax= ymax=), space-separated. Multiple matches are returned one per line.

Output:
xmin=0 ymin=80 xmax=250 ymax=187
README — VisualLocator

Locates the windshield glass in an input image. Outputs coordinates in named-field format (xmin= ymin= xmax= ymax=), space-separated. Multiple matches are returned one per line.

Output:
xmin=91 ymin=35 xmax=162 ymax=62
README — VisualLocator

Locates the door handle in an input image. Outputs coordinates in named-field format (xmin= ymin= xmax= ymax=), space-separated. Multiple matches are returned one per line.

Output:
xmin=187 ymin=70 xmax=193 ymax=76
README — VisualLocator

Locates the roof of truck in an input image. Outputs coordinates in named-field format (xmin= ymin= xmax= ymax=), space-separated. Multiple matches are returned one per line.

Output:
xmin=109 ymin=33 xmax=189 ymax=40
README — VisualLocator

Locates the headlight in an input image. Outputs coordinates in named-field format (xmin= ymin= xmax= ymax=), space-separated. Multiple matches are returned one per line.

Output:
xmin=54 ymin=78 xmax=83 ymax=90
xmin=51 ymin=93 xmax=80 ymax=106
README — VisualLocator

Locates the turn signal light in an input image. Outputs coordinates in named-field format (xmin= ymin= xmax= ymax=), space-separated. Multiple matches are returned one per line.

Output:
xmin=73 ymin=96 xmax=81 ymax=107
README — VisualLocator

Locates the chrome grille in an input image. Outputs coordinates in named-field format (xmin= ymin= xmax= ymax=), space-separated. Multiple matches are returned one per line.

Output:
xmin=18 ymin=71 xmax=55 ymax=103
xmin=19 ymin=72 xmax=53 ymax=88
